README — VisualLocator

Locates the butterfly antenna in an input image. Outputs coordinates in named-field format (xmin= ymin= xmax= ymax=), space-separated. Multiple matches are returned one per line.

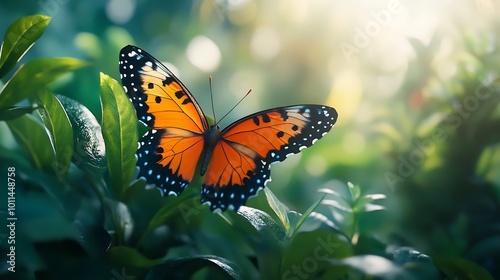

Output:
xmin=209 ymin=76 xmax=217 ymax=123
xmin=216 ymin=88 xmax=252 ymax=125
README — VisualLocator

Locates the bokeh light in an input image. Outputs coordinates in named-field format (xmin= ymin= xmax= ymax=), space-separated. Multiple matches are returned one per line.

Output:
xmin=186 ymin=35 xmax=221 ymax=72
xmin=106 ymin=0 xmax=136 ymax=24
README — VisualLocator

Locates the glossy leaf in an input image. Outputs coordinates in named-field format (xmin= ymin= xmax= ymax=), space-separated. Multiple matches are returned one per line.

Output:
xmin=146 ymin=255 xmax=243 ymax=280
xmin=0 ymin=14 xmax=50 ymax=78
xmin=57 ymin=95 xmax=106 ymax=176
xmin=295 ymin=211 xmax=338 ymax=232
xmin=322 ymin=198 xmax=352 ymax=213
xmin=100 ymin=72 xmax=138 ymax=196
xmin=286 ymin=211 xmax=302 ymax=235
xmin=264 ymin=188 xmax=290 ymax=234
xmin=291 ymin=194 xmax=326 ymax=236
xmin=393 ymin=247 xmax=431 ymax=264
xmin=37 ymin=90 xmax=73 ymax=180
xmin=108 ymin=200 xmax=133 ymax=245
xmin=0 ymin=57 xmax=86 ymax=112
xmin=338 ymin=255 xmax=411 ymax=278
xmin=236 ymin=206 xmax=286 ymax=241
xmin=354 ymin=194 xmax=386 ymax=213
xmin=318 ymin=187 xmax=343 ymax=198
xmin=6 ymin=114 xmax=54 ymax=172
xmin=359 ymin=203 xmax=385 ymax=212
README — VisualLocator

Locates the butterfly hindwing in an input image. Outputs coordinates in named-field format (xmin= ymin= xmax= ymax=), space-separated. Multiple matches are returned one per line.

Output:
xmin=201 ymin=105 xmax=338 ymax=211
xmin=119 ymin=45 xmax=208 ymax=196
xmin=135 ymin=129 xmax=203 ymax=196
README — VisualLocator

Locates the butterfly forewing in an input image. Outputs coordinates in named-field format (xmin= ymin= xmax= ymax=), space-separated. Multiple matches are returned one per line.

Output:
xmin=119 ymin=45 xmax=208 ymax=130
xmin=119 ymin=45 xmax=208 ymax=196
xmin=201 ymin=105 xmax=338 ymax=211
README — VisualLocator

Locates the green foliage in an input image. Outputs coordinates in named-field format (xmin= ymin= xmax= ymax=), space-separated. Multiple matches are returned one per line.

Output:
xmin=0 ymin=15 xmax=50 ymax=78
xmin=100 ymin=72 xmax=138 ymax=197
xmin=434 ymin=256 xmax=495 ymax=280
xmin=146 ymin=255 xmax=243 ymax=280
xmin=57 ymin=94 xmax=107 ymax=176
xmin=1 ymin=9 xmax=499 ymax=280
xmin=320 ymin=182 xmax=385 ymax=242
xmin=37 ymin=89 xmax=74 ymax=179
xmin=6 ymin=114 xmax=55 ymax=172
xmin=0 ymin=57 xmax=86 ymax=112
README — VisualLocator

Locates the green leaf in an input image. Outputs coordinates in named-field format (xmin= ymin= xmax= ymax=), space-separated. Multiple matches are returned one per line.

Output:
xmin=322 ymin=198 xmax=352 ymax=213
xmin=0 ymin=57 xmax=86 ymax=112
xmin=107 ymin=246 xmax=163 ymax=269
xmin=291 ymin=194 xmax=326 ymax=236
xmin=281 ymin=229 xmax=351 ymax=277
xmin=100 ymin=72 xmax=138 ymax=197
xmin=0 ymin=105 xmax=38 ymax=121
xmin=434 ymin=256 xmax=494 ymax=280
xmin=146 ymin=255 xmax=243 ymax=280
xmin=286 ymin=211 xmax=302 ymax=233
xmin=354 ymin=193 xmax=386 ymax=213
xmin=0 ymin=15 xmax=51 ymax=78
xmin=318 ymin=187 xmax=343 ymax=198
xmin=359 ymin=203 xmax=385 ymax=212
xmin=347 ymin=182 xmax=360 ymax=200
xmin=337 ymin=255 xmax=412 ymax=278
xmin=6 ymin=114 xmax=55 ymax=171
xmin=57 ymin=95 xmax=106 ymax=176
xmin=264 ymin=188 xmax=290 ymax=234
xmin=236 ymin=206 xmax=287 ymax=241
xmin=300 ymin=211 xmax=340 ymax=233
xmin=146 ymin=188 xmax=199 ymax=230
xmin=37 ymin=90 xmax=73 ymax=180
xmin=392 ymin=247 xmax=431 ymax=264
xmin=109 ymin=200 xmax=134 ymax=244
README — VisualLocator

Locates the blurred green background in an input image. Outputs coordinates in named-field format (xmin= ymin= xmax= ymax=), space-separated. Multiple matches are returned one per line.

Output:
xmin=1 ymin=0 xmax=500 ymax=279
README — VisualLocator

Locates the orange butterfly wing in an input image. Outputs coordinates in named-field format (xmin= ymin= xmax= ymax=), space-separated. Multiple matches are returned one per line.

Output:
xmin=201 ymin=105 xmax=337 ymax=211
xmin=119 ymin=45 xmax=208 ymax=196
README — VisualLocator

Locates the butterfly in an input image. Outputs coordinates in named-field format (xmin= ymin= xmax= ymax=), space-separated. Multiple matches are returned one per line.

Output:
xmin=119 ymin=45 xmax=337 ymax=212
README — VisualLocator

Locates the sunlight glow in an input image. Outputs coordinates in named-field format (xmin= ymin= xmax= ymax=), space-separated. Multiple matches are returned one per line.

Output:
xmin=326 ymin=70 xmax=363 ymax=125
xmin=342 ymin=131 xmax=366 ymax=156
xmin=279 ymin=0 xmax=309 ymax=24
xmin=186 ymin=36 xmax=221 ymax=72
xmin=305 ymin=155 xmax=328 ymax=177
xmin=251 ymin=26 xmax=281 ymax=60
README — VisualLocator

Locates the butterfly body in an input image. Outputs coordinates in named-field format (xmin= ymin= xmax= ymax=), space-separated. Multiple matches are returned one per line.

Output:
xmin=119 ymin=45 xmax=337 ymax=212
xmin=201 ymin=124 xmax=221 ymax=176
